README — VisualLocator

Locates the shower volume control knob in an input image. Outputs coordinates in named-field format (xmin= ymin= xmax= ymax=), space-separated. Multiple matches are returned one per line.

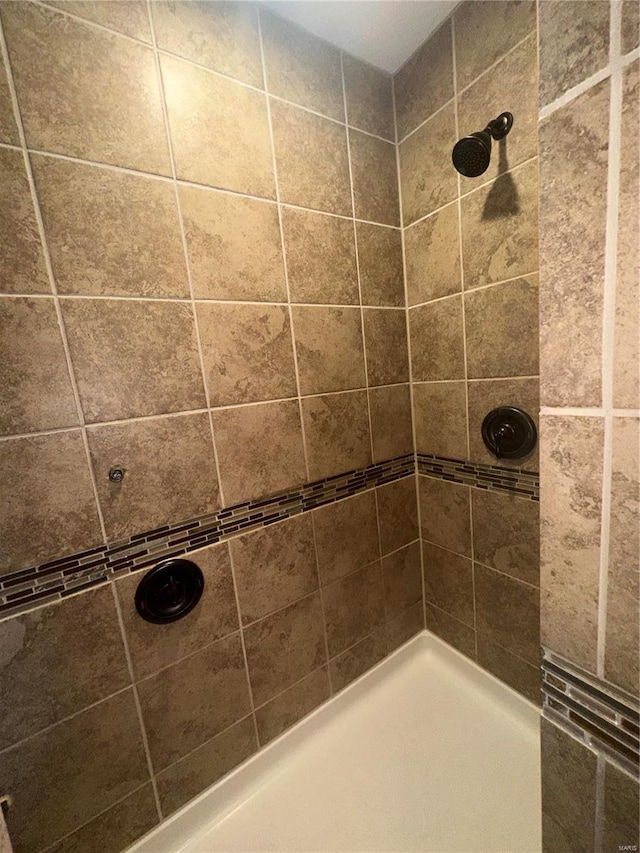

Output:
xmin=481 ymin=406 xmax=536 ymax=460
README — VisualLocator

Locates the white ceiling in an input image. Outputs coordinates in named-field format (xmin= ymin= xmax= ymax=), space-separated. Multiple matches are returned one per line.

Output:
xmin=264 ymin=1 xmax=459 ymax=74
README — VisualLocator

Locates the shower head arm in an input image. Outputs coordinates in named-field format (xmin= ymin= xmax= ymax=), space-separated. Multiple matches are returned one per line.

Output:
xmin=485 ymin=112 xmax=513 ymax=141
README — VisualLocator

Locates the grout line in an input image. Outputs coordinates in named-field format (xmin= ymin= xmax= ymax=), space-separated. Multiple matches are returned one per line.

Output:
xmin=594 ymin=753 xmax=606 ymax=853
xmin=539 ymin=66 xmax=612 ymax=121
xmin=309 ymin=513 xmax=333 ymax=694
xmin=540 ymin=406 xmax=640 ymax=418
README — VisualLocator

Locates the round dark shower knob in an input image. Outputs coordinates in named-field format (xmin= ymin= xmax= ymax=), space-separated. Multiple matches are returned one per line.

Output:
xmin=481 ymin=406 xmax=537 ymax=460
xmin=135 ymin=559 xmax=204 ymax=623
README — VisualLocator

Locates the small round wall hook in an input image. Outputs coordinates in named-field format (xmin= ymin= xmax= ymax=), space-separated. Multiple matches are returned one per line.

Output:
xmin=108 ymin=466 xmax=125 ymax=483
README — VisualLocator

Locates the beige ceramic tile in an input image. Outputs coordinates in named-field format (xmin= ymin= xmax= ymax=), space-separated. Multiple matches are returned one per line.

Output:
xmin=0 ymin=53 xmax=18 ymax=145
xmin=0 ymin=147 xmax=49 ymax=294
xmin=603 ymin=762 xmax=640 ymax=851
xmin=349 ymin=131 xmax=400 ymax=226
xmin=292 ymin=306 xmax=366 ymax=395
xmin=1 ymin=3 xmax=170 ymax=174
xmin=180 ymin=185 xmax=285 ymax=302
xmin=61 ymin=298 xmax=206 ymax=422
xmin=539 ymin=80 xmax=609 ymax=407
xmin=386 ymin=601 xmax=425 ymax=651
xmin=356 ymin=223 xmax=404 ymax=307
xmin=261 ymin=9 xmax=343 ymax=120
xmin=152 ymin=1 xmax=263 ymax=87
xmin=394 ymin=20 xmax=453 ymax=140
xmin=313 ymin=490 xmax=380 ymax=586
xmin=0 ymin=297 xmax=78 ymax=435
xmin=405 ymin=203 xmax=461 ymax=305
xmin=425 ymin=603 xmax=476 ymax=659
xmin=399 ymin=102 xmax=457 ymax=225
xmin=363 ymin=308 xmax=410 ymax=386
xmin=271 ymin=99 xmax=351 ymax=216
xmin=343 ymin=55 xmax=394 ymax=141
xmin=382 ymin=541 xmax=422 ymax=620
xmin=418 ymin=475 xmax=471 ymax=557
xmin=413 ymin=381 xmax=467 ymax=458
xmin=476 ymin=636 xmax=540 ymax=704
xmin=0 ymin=431 xmax=102 ymax=574
xmin=255 ymin=666 xmax=330 ymax=745
xmin=369 ymin=384 xmax=413 ymax=462
xmin=87 ymin=413 xmax=220 ymax=541
xmin=329 ymin=630 xmax=387 ymax=692
xmin=33 ymin=155 xmax=188 ymax=298
xmin=423 ymin=542 xmax=474 ymax=627
xmin=49 ymin=0 xmax=151 ymax=41
xmin=323 ymin=561 xmax=385 ymax=656
xmin=472 ymin=489 xmax=540 ymax=586
xmin=409 ymin=296 xmax=465 ymax=382
xmin=283 ymin=208 xmax=358 ymax=305
xmin=162 ymin=54 xmax=274 ymax=197
xmin=540 ymin=415 xmax=604 ymax=673
xmin=212 ymin=400 xmax=306 ymax=505
xmin=622 ymin=0 xmax=640 ymax=53
xmin=302 ymin=391 xmax=372 ymax=480
xmin=376 ymin=477 xmax=419 ymax=556
xmin=197 ymin=302 xmax=297 ymax=405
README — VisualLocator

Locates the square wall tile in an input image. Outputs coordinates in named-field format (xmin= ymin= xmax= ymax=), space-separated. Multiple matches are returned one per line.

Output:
xmin=349 ymin=131 xmax=400 ymax=226
xmin=0 ymin=431 xmax=102 ymax=574
xmin=382 ymin=541 xmax=422 ymax=620
xmin=0 ymin=53 xmax=18 ymax=145
xmin=369 ymin=383 xmax=413 ymax=463
xmin=405 ymin=203 xmax=461 ymax=305
xmin=1 ymin=3 xmax=170 ymax=174
xmin=603 ymin=761 xmax=640 ymax=851
xmin=255 ymin=666 xmax=330 ymax=745
xmin=48 ymin=0 xmax=152 ymax=41
xmin=622 ymin=0 xmax=640 ymax=53
xmin=292 ymin=306 xmax=366 ymax=395
xmin=423 ymin=542 xmax=474 ymax=627
xmin=283 ymin=208 xmax=358 ymax=305
xmin=162 ymin=54 xmax=274 ymax=197
xmin=0 ymin=297 xmax=78 ymax=435
xmin=343 ymin=55 xmax=394 ymax=141
xmin=180 ymin=186 xmax=285 ymax=302
xmin=197 ymin=303 xmax=297 ymax=406
xmin=302 ymin=390 xmax=371 ymax=480
xmin=230 ymin=513 xmax=318 ymax=624
xmin=33 ymin=156 xmax=188 ymax=298
xmin=313 ymin=489 xmax=380 ymax=586
xmin=418 ymin=475 xmax=471 ymax=556
xmin=413 ymin=381 xmax=467 ymax=458
xmin=377 ymin=477 xmax=419 ymax=556
xmin=329 ymin=630 xmax=387 ymax=692
xmin=0 ymin=148 xmax=49 ymax=294
xmin=323 ymin=561 xmax=385 ymax=657
xmin=261 ymin=10 xmax=343 ymax=121
xmin=386 ymin=601 xmax=424 ymax=651
xmin=61 ymin=299 xmax=206 ymax=422
xmin=151 ymin=1 xmax=263 ymax=87
xmin=363 ymin=308 xmax=409 ymax=386
xmin=425 ymin=603 xmax=476 ymax=659
xmin=356 ymin=223 xmax=404 ymax=307
xmin=394 ymin=20 xmax=453 ymax=141
xmin=409 ymin=296 xmax=465 ymax=382
xmin=472 ymin=489 xmax=539 ymax=586
xmin=271 ymin=100 xmax=351 ymax=216
xmin=87 ymin=413 xmax=220 ymax=541
xmin=476 ymin=636 xmax=540 ymax=704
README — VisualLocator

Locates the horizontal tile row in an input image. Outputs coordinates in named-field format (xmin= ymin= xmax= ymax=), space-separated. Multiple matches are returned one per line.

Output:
xmin=417 ymin=453 xmax=540 ymax=500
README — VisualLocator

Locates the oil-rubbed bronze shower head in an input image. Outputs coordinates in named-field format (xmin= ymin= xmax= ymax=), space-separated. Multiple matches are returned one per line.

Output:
xmin=452 ymin=112 xmax=513 ymax=177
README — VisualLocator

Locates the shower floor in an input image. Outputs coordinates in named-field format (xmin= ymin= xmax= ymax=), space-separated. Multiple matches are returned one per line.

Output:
xmin=129 ymin=633 xmax=541 ymax=853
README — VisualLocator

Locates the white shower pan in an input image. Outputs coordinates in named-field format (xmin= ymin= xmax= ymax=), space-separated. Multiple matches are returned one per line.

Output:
xmin=129 ymin=632 xmax=542 ymax=853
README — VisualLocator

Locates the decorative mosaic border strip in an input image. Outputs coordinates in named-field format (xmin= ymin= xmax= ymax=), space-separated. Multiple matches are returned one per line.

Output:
xmin=542 ymin=649 xmax=640 ymax=775
xmin=417 ymin=453 xmax=540 ymax=500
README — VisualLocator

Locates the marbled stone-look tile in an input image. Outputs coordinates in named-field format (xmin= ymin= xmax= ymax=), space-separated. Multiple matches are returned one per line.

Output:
xmin=0 ymin=689 xmax=149 ymax=853
xmin=425 ymin=603 xmax=476 ymax=659
xmin=376 ymin=477 xmax=419 ymax=556
xmin=0 ymin=52 xmax=18 ymax=145
xmin=116 ymin=543 xmax=238 ymax=680
xmin=349 ymin=131 xmax=400 ymax=226
xmin=292 ymin=306 xmax=366 ymax=395
xmin=418 ymin=475 xmax=471 ymax=557
xmin=467 ymin=377 xmax=540 ymax=471
xmin=329 ymin=629 xmax=387 ymax=692
xmin=244 ymin=593 xmax=326 ymax=706
xmin=386 ymin=601 xmax=424 ymax=651
xmin=476 ymin=636 xmax=540 ymax=704
xmin=454 ymin=0 xmax=536 ymax=91
xmin=0 ymin=587 xmax=129 ymax=751
xmin=136 ymin=632 xmax=251 ymax=771
xmin=271 ymin=100 xmax=351 ymax=216
xmin=369 ymin=383 xmax=413 ymax=463
xmin=382 ymin=541 xmax=422 ymax=620
xmin=212 ymin=400 xmax=306 ymax=505
xmin=313 ymin=490 xmax=380 ymax=586
xmin=465 ymin=276 xmax=539 ymax=378
xmin=540 ymin=415 xmax=604 ymax=673
xmin=261 ymin=9 xmax=343 ymax=121
xmin=461 ymin=159 xmax=539 ymax=290
xmin=614 ymin=62 xmax=639 ymax=409
xmin=399 ymin=102 xmax=457 ymax=225
xmin=302 ymin=390 xmax=372 ymax=480
xmin=87 ymin=413 xmax=219 ymax=541
xmin=605 ymin=417 xmax=639 ymax=695
xmin=539 ymin=80 xmax=609 ymax=407
xmin=423 ymin=542 xmax=474 ymax=627
xmin=180 ymin=186 xmax=285 ymax=302
xmin=283 ymin=208 xmax=358 ymax=305
xmin=405 ymin=202 xmax=461 ymax=305
xmin=1 ymin=3 xmax=170 ymax=174
xmin=255 ymin=666 xmax=330 ymax=745
xmin=343 ymin=55 xmax=394 ymax=141
xmin=49 ymin=0 xmax=151 ymax=41
xmin=458 ymin=34 xmax=537 ymax=194
xmin=409 ymin=296 xmax=465 ymax=382
xmin=539 ymin=1 xmax=609 ymax=106
xmin=603 ymin=761 xmax=640 ymax=852
xmin=0 ymin=298 xmax=78 ymax=435
xmin=363 ymin=308 xmax=410 ymax=386
xmin=0 ymin=431 xmax=102 ymax=574
xmin=622 ymin=0 xmax=640 ymax=53
xmin=156 ymin=717 xmax=257 ymax=818
xmin=0 ymin=148 xmax=49 ymax=294
xmin=162 ymin=54 xmax=274 ymax=198
xmin=356 ymin=223 xmax=404 ymax=307
xmin=540 ymin=718 xmax=597 ymax=853
xmin=394 ymin=20 xmax=453 ymax=140
xmin=323 ymin=562 xmax=385 ymax=656
xmin=197 ymin=302 xmax=297 ymax=405
xmin=151 ymin=1 xmax=262 ymax=87
xmin=33 ymin=156 xmax=188 ymax=298
xmin=472 ymin=489 xmax=539 ymax=586
xmin=61 ymin=298 xmax=206 ymax=422
xmin=413 ymin=381 xmax=467 ymax=458
xmin=230 ymin=513 xmax=318 ymax=625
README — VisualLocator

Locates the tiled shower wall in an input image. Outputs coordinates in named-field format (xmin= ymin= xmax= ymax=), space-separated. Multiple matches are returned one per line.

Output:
xmin=394 ymin=0 xmax=542 ymax=703
xmin=537 ymin=1 xmax=639 ymax=850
